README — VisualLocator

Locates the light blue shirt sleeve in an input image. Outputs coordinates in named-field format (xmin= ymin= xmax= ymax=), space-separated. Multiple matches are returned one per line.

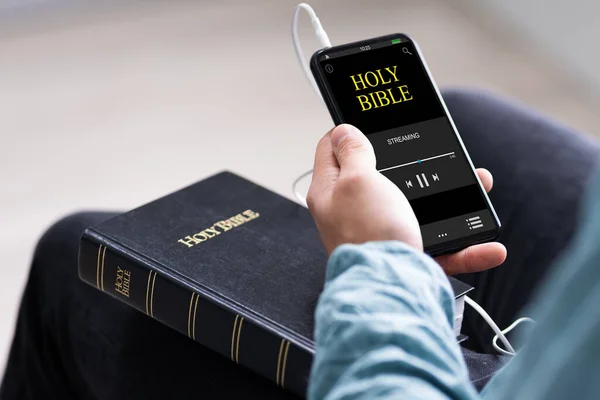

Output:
xmin=309 ymin=170 xmax=600 ymax=400
xmin=309 ymin=241 xmax=480 ymax=400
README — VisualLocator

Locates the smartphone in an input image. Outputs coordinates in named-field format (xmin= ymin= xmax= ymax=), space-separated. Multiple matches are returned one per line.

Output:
xmin=310 ymin=33 xmax=500 ymax=257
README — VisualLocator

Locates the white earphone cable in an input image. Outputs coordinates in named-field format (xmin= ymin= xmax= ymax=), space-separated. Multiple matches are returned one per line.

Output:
xmin=464 ymin=296 xmax=516 ymax=355
xmin=492 ymin=316 xmax=535 ymax=356
xmin=292 ymin=168 xmax=313 ymax=208
xmin=465 ymin=296 xmax=535 ymax=356
xmin=292 ymin=3 xmax=331 ymax=104
xmin=291 ymin=3 xmax=331 ymax=207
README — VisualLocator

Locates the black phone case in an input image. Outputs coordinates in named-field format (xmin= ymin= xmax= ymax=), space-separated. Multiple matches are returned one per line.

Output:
xmin=309 ymin=33 xmax=501 ymax=257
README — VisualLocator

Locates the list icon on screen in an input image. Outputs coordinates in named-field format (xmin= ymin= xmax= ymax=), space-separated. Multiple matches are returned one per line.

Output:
xmin=466 ymin=216 xmax=483 ymax=230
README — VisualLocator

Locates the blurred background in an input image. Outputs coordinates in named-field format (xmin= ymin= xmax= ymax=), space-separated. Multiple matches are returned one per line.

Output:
xmin=1 ymin=0 xmax=600 ymax=375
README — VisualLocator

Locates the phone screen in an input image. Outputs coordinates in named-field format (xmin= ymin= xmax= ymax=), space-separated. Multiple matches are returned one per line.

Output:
xmin=313 ymin=36 xmax=499 ymax=252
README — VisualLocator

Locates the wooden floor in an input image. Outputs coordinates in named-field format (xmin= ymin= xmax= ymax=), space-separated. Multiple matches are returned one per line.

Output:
xmin=1 ymin=0 xmax=599 ymax=374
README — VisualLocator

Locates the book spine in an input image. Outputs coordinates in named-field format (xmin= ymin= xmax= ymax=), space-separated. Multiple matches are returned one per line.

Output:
xmin=78 ymin=232 xmax=312 ymax=397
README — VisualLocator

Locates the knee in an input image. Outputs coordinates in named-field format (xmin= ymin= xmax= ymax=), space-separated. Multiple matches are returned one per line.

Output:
xmin=440 ymin=87 xmax=480 ymax=106
xmin=33 ymin=211 xmax=116 ymax=269
xmin=440 ymin=87 xmax=474 ymax=104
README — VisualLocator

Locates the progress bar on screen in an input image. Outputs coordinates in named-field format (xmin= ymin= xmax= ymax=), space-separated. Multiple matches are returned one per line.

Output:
xmin=377 ymin=152 xmax=455 ymax=173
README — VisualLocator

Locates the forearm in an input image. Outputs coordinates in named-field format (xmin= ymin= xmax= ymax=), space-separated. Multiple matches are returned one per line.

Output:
xmin=309 ymin=242 xmax=479 ymax=400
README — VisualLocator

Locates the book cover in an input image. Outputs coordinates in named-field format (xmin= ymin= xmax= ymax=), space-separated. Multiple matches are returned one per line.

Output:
xmin=78 ymin=171 xmax=472 ymax=397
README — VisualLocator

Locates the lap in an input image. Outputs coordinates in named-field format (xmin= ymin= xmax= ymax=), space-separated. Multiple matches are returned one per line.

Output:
xmin=1 ymin=212 xmax=296 ymax=400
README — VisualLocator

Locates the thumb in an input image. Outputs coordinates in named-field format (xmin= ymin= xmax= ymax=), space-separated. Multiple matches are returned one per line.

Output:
xmin=331 ymin=124 xmax=376 ymax=172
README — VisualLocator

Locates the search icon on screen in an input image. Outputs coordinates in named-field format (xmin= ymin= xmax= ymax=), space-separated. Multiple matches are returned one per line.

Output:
xmin=402 ymin=47 xmax=412 ymax=56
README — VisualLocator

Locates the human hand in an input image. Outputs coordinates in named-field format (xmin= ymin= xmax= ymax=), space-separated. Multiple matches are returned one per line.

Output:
xmin=307 ymin=124 xmax=506 ymax=275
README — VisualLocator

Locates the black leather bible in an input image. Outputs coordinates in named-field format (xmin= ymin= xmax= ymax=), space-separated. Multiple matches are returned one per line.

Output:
xmin=78 ymin=171 xmax=473 ymax=397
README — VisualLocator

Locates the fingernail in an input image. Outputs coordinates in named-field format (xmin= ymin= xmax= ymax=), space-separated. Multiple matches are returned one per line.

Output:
xmin=331 ymin=124 xmax=355 ymax=150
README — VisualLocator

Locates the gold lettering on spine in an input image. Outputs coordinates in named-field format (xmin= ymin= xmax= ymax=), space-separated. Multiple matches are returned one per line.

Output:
xmin=276 ymin=339 xmax=286 ymax=386
xmin=231 ymin=315 xmax=239 ymax=361
xmin=115 ymin=266 xmax=131 ymax=298
xmin=145 ymin=271 xmax=152 ymax=315
xmin=192 ymin=294 xmax=199 ymax=341
xmin=100 ymin=246 xmax=107 ymax=291
xmin=187 ymin=293 xmax=195 ymax=338
xmin=281 ymin=341 xmax=291 ymax=389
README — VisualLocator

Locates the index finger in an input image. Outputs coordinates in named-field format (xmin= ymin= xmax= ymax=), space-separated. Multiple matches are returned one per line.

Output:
xmin=476 ymin=168 xmax=493 ymax=193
